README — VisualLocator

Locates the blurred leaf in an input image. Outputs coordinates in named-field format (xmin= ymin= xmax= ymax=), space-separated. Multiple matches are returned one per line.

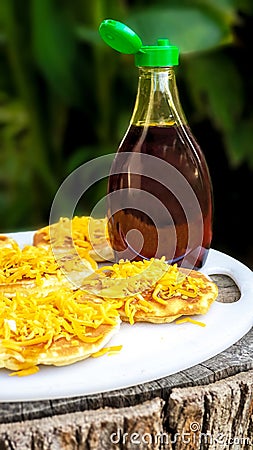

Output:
xmin=224 ymin=118 xmax=253 ymax=168
xmin=234 ymin=0 xmax=253 ymax=15
xmin=66 ymin=146 xmax=97 ymax=174
xmin=0 ymin=99 xmax=28 ymax=135
xmin=152 ymin=0 xmax=237 ymax=20
xmin=31 ymin=0 xmax=80 ymax=106
xmin=182 ymin=52 xmax=253 ymax=168
xmin=66 ymin=145 xmax=114 ymax=175
xmin=127 ymin=6 xmax=235 ymax=53
xmin=75 ymin=25 xmax=102 ymax=45
xmin=183 ymin=53 xmax=243 ymax=129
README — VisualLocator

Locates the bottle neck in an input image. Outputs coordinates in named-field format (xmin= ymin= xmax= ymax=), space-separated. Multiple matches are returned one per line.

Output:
xmin=130 ymin=67 xmax=187 ymax=127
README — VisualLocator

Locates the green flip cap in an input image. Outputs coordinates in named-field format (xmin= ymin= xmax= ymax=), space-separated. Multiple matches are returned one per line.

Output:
xmin=99 ymin=19 xmax=179 ymax=67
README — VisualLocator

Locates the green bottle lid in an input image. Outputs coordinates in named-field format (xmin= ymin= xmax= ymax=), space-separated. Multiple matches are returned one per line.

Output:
xmin=99 ymin=19 xmax=179 ymax=67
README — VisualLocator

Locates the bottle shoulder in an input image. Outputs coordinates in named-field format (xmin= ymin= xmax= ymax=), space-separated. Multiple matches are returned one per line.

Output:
xmin=118 ymin=123 xmax=204 ymax=159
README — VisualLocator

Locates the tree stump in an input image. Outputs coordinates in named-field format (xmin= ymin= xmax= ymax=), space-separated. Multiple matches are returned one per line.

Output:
xmin=1 ymin=275 xmax=253 ymax=449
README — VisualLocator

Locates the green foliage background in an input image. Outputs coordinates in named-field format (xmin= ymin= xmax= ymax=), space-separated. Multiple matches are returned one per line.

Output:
xmin=0 ymin=0 xmax=252 ymax=263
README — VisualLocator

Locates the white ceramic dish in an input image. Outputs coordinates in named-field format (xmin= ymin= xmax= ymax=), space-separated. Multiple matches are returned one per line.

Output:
xmin=0 ymin=231 xmax=253 ymax=402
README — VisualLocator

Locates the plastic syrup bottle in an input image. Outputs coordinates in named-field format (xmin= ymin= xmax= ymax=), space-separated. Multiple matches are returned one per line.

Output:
xmin=99 ymin=19 xmax=213 ymax=269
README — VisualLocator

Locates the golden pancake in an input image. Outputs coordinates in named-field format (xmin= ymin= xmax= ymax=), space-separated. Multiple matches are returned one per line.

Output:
xmin=33 ymin=216 xmax=114 ymax=262
xmin=81 ymin=258 xmax=218 ymax=324
xmin=0 ymin=238 xmax=97 ymax=296
xmin=118 ymin=268 xmax=218 ymax=324
xmin=0 ymin=235 xmax=17 ymax=249
xmin=0 ymin=288 xmax=121 ymax=374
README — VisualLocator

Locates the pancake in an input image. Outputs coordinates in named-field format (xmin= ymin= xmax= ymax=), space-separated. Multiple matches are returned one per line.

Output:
xmin=0 ymin=288 xmax=121 ymax=374
xmin=0 ymin=235 xmax=17 ymax=249
xmin=118 ymin=267 xmax=218 ymax=324
xmin=0 ymin=238 xmax=97 ymax=296
xmin=81 ymin=258 xmax=218 ymax=324
xmin=33 ymin=216 xmax=114 ymax=262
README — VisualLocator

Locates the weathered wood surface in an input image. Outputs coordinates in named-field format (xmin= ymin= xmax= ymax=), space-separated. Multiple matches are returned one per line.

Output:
xmin=1 ymin=371 xmax=253 ymax=449
xmin=1 ymin=274 xmax=253 ymax=449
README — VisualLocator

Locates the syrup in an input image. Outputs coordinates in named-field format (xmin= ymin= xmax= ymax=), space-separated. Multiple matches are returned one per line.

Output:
xmin=107 ymin=123 xmax=213 ymax=268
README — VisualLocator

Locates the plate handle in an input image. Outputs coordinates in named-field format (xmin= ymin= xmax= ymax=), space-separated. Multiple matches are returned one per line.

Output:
xmin=201 ymin=249 xmax=253 ymax=298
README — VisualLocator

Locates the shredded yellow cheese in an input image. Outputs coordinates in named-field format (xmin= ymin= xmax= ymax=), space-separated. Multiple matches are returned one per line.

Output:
xmin=175 ymin=317 xmax=206 ymax=327
xmin=82 ymin=257 xmax=169 ymax=298
xmin=91 ymin=345 xmax=123 ymax=358
xmin=45 ymin=216 xmax=109 ymax=253
xmin=89 ymin=258 xmax=203 ymax=297
xmin=83 ymin=258 xmax=207 ymax=324
xmin=9 ymin=366 xmax=39 ymax=377
xmin=0 ymin=288 xmax=120 ymax=373
xmin=0 ymin=242 xmax=61 ymax=284
xmin=0 ymin=240 xmax=97 ymax=287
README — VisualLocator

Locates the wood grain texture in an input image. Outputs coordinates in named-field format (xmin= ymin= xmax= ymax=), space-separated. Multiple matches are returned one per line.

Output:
xmin=1 ymin=372 xmax=253 ymax=449
xmin=1 ymin=274 xmax=253 ymax=449
xmin=0 ymin=398 xmax=165 ymax=450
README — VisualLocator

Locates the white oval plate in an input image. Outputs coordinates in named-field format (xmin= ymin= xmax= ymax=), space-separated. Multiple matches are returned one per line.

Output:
xmin=0 ymin=231 xmax=253 ymax=402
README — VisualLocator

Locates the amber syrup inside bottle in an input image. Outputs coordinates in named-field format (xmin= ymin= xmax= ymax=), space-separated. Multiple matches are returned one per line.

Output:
xmin=107 ymin=67 xmax=213 ymax=269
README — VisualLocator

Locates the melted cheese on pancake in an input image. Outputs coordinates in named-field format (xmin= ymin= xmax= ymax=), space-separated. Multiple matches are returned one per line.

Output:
xmin=81 ymin=258 xmax=169 ymax=298
xmin=82 ymin=259 xmax=218 ymax=324
xmin=33 ymin=216 xmax=114 ymax=262
xmin=0 ymin=241 xmax=61 ymax=284
xmin=0 ymin=288 xmax=121 ymax=374
xmin=0 ymin=240 xmax=97 ymax=295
